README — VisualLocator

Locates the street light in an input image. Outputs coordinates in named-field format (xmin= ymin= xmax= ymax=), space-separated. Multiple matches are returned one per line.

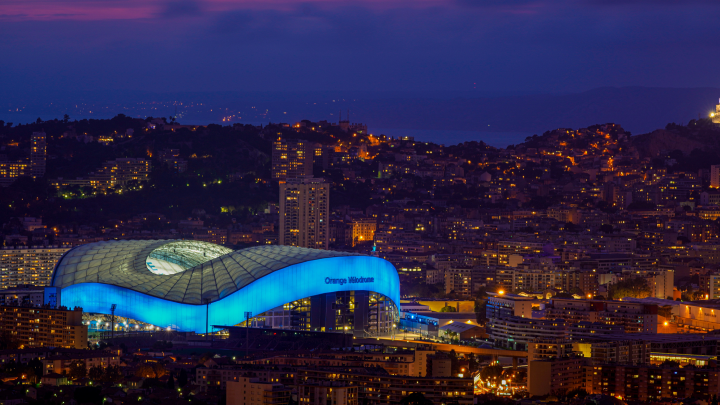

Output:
xmin=244 ymin=311 xmax=252 ymax=358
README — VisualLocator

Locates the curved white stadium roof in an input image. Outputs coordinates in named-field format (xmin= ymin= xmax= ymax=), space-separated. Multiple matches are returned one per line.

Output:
xmin=54 ymin=240 xmax=400 ymax=332
xmin=52 ymin=240 xmax=364 ymax=304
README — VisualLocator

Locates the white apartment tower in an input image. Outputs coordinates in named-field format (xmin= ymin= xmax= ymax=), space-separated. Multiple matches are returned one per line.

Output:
xmin=711 ymin=165 xmax=720 ymax=189
xmin=279 ymin=177 xmax=330 ymax=250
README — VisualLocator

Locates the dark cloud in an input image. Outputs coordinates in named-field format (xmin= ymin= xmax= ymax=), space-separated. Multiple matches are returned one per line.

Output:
xmin=587 ymin=0 xmax=720 ymax=5
xmin=454 ymin=0 xmax=545 ymax=7
xmin=158 ymin=0 xmax=203 ymax=18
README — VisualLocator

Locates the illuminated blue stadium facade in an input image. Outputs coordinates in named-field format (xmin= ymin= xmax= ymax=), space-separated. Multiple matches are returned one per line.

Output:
xmin=52 ymin=240 xmax=400 ymax=334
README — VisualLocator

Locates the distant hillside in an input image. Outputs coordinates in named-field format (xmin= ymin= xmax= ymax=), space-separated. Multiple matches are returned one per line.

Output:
xmin=631 ymin=118 xmax=720 ymax=158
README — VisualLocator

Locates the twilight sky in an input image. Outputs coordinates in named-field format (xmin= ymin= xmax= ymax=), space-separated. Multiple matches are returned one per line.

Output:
xmin=2 ymin=0 xmax=720 ymax=94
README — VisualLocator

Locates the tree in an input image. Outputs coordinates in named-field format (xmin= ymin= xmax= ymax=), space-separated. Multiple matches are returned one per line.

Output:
xmin=399 ymin=392 xmax=433 ymax=405
xmin=135 ymin=362 xmax=167 ymax=378
xmin=88 ymin=365 xmax=104 ymax=381
xmin=475 ymin=300 xmax=488 ymax=325
xmin=68 ymin=360 xmax=87 ymax=380
xmin=0 ymin=331 xmax=20 ymax=350
xmin=608 ymin=278 xmax=652 ymax=300
xmin=566 ymin=388 xmax=588 ymax=399
xmin=167 ymin=373 xmax=175 ymax=389
xmin=74 ymin=386 xmax=102 ymax=405
xmin=103 ymin=365 xmax=122 ymax=383
xmin=178 ymin=369 xmax=188 ymax=387
xmin=153 ymin=362 xmax=167 ymax=377
xmin=63 ymin=114 xmax=70 ymax=123
xmin=599 ymin=224 xmax=614 ymax=234
xmin=28 ymin=358 xmax=42 ymax=381
xmin=658 ymin=305 xmax=673 ymax=318
xmin=198 ymin=352 xmax=216 ymax=365
xmin=18 ymin=364 xmax=38 ymax=383
xmin=480 ymin=364 xmax=504 ymax=382
xmin=440 ymin=306 xmax=457 ymax=312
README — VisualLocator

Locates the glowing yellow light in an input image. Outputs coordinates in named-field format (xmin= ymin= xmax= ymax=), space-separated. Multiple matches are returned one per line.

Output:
xmin=498 ymin=290 xmax=505 ymax=295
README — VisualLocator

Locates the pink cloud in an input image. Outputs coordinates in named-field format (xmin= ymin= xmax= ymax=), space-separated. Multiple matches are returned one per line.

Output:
xmin=0 ymin=0 xmax=500 ymax=21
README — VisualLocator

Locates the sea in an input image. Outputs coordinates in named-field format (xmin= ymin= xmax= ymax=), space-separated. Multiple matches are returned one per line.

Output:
xmin=1 ymin=113 xmax=531 ymax=148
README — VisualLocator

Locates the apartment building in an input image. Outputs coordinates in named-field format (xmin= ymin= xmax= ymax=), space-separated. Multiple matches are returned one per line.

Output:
xmin=51 ymin=158 xmax=151 ymax=192
xmin=0 ymin=285 xmax=61 ymax=307
xmin=246 ymin=349 xmax=435 ymax=377
xmin=497 ymin=241 xmax=549 ymax=265
xmin=351 ymin=218 xmax=376 ymax=247
xmin=485 ymin=294 xmax=535 ymax=320
xmin=0 ymin=132 xmax=45 ymax=187
xmin=272 ymin=138 xmax=314 ymax=181
xmin=298 ymin=381 xmax=358 ymax=405
xmin=0 ymin=246 xmax=70 ymax=289
xmin=511 ymin=268 xmax=558 ymax=293
xmin=42 ymin=351 xmax=119 ymax=375
xmin=444 ymin=267 xmax=474 ymax=296
xmin=528 ymin=355 xmax=585 ymax=396
xmin=487 ymin=316 xmax=567 ymax=350
xmin=0 ymin=305 xmax=87 ymax=349
xmin=227 ymin=377 xmax=291 ymax=405
xmin=560 ymin=271 xmax=599 ymax=296
xmin=581 ymin=340 xmax=650 ymax=365
xmin=545 ymin=298 xmax=658 ymax=333
xmin=443 ymin=266 xmax=501 ymax=296
xmin=528 ymin=339 xmax=575 ymax=361
xmin=91 ymin=158 xmax=152 ymax=189
xmin=279 ymin=177 xmax=330 ymax=249
xmin=197 ymin=365 xmax=298 ymax=391
xmin=528 ymin=338 xmax=649 ymax=366
xmin=585 ymin=364 xmax=720 ymax=402
xmin=298 ymin=367 xmax=474 ymax=405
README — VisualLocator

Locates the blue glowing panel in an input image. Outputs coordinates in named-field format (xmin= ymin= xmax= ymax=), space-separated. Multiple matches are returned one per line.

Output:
xmin=60 ymin=256 xmax=400 ymax=333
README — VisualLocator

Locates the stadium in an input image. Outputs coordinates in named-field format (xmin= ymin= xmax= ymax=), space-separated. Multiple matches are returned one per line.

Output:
xmin=52 ymin=240 xmax=400 ymax=336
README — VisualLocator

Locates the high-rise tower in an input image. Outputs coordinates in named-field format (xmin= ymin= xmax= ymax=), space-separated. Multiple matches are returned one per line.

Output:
xmin=271 ymin=138 xmax=314 ymax=181
xmin=30 ymin=131 xmax=46 ymax=178
xmin=279 ymin=177 xmax=329 ymax=250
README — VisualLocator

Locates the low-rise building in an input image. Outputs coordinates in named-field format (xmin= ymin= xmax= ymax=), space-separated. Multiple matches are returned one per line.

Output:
xmin=42 ymin=351 xmax=119 ymax=375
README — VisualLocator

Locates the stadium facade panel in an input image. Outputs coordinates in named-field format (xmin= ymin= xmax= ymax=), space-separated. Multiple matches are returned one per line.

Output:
xmin=52 ymin=241 xmax=400 ymax=334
